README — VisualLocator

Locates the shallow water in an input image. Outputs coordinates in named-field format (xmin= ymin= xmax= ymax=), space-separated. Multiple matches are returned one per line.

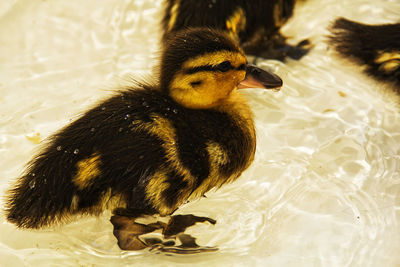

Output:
xmin=1 ymin=0 xmax=400 ymax=266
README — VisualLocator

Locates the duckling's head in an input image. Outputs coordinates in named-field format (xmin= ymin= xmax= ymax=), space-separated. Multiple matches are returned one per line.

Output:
xmin=160 ymin=28 xmax=282 ymax=109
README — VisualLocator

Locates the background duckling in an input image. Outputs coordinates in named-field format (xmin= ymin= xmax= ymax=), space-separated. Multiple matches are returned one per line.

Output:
xmin=328 ymin=18 xmax=400 ymax=90
xmin=162 ymin=0 xmax=310 ymax=61
xmin=5 ymin=27 xmax=282 ymax=230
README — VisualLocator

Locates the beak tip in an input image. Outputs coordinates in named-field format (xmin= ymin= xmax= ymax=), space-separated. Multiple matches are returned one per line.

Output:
xmin=265 ymin=78 xmax=283 ymax=89
xmin=239 ymin=64 xmax=283 ymax=90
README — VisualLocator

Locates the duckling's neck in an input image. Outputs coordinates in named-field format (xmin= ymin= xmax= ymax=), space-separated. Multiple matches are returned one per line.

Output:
xmin=158 ymin=84 xmax=254 ymax=136
xmin=215 ymin=89 xmax=256 ymax=163
xmin=214 ymin=90 xmax=254 ymax=124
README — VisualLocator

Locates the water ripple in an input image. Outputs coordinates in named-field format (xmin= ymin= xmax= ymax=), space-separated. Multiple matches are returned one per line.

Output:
xmin=0 ymin=0 xmax=400 ymax=266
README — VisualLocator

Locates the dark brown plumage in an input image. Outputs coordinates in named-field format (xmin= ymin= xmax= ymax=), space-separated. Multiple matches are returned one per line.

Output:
xmin=329 ymin=18 xmax=400 ymax=90
xmin=162 ymin=0 xmax=310 ymax=61
xmin=5 ymin=28 xmax=282 ymax=230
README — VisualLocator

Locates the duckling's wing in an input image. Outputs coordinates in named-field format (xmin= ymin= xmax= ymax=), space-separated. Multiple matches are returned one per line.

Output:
xmin=5 ymin=88 xmax=166 ymax=228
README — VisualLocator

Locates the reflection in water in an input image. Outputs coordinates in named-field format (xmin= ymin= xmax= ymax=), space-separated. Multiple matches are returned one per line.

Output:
xmin=0 ymin=0 xmax=400 ymax=266
xmin=111 ymin=214 xmax=217 ymax=253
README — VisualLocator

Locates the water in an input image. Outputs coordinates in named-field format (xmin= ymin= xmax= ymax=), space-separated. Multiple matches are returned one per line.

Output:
xmin=0 ymin=0 xmax=400 ymax=266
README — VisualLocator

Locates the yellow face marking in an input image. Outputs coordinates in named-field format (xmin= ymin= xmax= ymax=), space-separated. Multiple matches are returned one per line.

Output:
xmin=167 ymin=0 xmax=180 ymax=31
xmin=183 ymin=50 xmax=245 ymax=69
xmin=169 ymin=51 xmax=247 ymax=109
xmin=375 ymin=51 xmax=400 ymax=64
xmin=73 ymin=153 xmax=101 ymax=190
xmin=226 ymin=7 xmax=246 ymax=40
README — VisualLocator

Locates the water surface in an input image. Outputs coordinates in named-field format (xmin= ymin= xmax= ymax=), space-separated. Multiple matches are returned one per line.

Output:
xmin=1 ymin=0 xmax=400 ymax=266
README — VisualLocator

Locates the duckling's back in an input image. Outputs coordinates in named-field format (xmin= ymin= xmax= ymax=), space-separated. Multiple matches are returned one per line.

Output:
xmin=5 ymin=86 xmax=255 ymax=228
xmin=329 ymin=18 xmax=400 ymax=89
xmin=163 ymin=0 xmax=295 ymax=37
xmin=163 ymin=0 xmax=298 ymax=59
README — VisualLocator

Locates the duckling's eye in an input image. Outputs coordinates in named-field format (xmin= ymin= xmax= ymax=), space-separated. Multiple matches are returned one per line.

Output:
xmin=190 ymin=80 xmax=202 ymax=87
xmin=237 ymin=64 xmax=246 ymax=71
xmin=215 ymin=61 xmax=233 ymax=72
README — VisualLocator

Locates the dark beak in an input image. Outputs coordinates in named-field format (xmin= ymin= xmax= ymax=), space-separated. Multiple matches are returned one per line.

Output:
xmin=238 ymin=64 xmax=282 ymax=90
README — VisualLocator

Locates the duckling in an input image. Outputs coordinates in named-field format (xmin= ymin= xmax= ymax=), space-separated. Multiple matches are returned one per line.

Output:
xmin=162 ymin=0 xmax=311 ymax=61
xmin=329 ymin=18 xmax=400 ymax=90
xmin=5 ymin=28 xmax=282 ymax=230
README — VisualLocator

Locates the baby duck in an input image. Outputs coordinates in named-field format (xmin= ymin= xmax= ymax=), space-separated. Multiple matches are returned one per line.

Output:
xmin=5 ymin=28 xmax=282 ymax=229
xmin=329 ymin=18 xmax=400 ymax=90
xmin=162 ymin=0 xmax=310 ymax=61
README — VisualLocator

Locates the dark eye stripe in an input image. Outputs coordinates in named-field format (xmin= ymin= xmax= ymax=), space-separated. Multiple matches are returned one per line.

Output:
xmin=237 ymin=64 xmax=246 ymax=71
xmin=190 ymin=81 xmax=202 ymax=87
xmin=184 ymin=65 xmax=217 ymax=74
xmin=184 ymin=61 xmax=245 ymax=74
xmin=216 ymin=61 xmax=233 ymax=72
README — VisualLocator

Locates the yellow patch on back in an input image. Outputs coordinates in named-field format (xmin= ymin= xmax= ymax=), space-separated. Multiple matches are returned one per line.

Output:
xmin=139 ymin=115 xmax=193 ymax=180
xmin=379 ymin=60 xmax=400 ymax=74
xmin=188 ymin=142 xmax=228 ymax=200
xmin=133 ymin=115 xmax=196 ymax=215
xmin=167 ymin=0 xmax=180 ymax=31
xmin=187 ymin=96 xmax=256 ymax=200
xmin=129 ymin=95 xmax=255 ymax=213
xmin=131 ymin=96 xmax=255 ymax=214
xmin=206 ymin=142 xmax=228 ymax=166
xmin=226 ymin=7 xmax=246 ymax=39
xmin=145 ymin=170 xmax=171 ymax=215
xmin=375 ymin=51 xmax=400 ymax=74
xmin=375 ymin=51 xmax=400 ymax=64
xmin=73 ymin=153 xmax=101 ymax=190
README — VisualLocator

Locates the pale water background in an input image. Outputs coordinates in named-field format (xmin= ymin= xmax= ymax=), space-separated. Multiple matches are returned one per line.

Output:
xmin=1 ymin=0 xmax=400 ymax=266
